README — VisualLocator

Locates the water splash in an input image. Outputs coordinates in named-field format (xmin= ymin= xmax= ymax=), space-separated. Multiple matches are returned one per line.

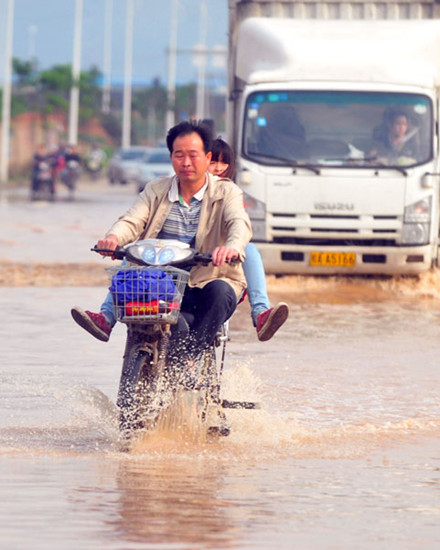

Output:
xmin=0 ymin=362 xmax=438 ymax=461
xmin=0 ymin=373 xmax=120 ymax=454
xmin=266 ymin=268 xmax=440 ymax=303
xmin=115 ymin=364 xmax=440 ymax=460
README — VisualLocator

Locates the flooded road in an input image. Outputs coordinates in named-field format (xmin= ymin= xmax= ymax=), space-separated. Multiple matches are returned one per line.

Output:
xmin=0 ymin=182 xmax=439 ymax=549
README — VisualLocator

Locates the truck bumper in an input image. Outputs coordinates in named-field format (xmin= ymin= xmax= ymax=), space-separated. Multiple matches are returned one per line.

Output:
xmin=254 ymin=243 xmax=434 ymax=275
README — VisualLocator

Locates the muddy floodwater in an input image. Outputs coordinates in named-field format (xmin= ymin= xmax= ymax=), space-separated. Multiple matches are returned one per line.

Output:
xmin=0 ymin=182 xmax=439 ymax=549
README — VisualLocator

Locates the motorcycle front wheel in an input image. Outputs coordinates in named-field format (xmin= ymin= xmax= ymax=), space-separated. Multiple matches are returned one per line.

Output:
xmin=117 ymin=348 xmax=160 ymax=438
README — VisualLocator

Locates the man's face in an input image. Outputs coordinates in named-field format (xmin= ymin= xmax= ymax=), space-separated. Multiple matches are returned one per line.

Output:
xmin=170 ymin=132 xmax=211 ymax=187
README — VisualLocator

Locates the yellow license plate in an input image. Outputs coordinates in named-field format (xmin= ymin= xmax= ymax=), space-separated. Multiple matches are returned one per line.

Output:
xmin=310 ymin=251 xmax=356 ymax=268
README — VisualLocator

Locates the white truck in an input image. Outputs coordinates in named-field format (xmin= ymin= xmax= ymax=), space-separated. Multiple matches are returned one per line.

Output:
xmin=227 ymin=0 xmax=440 ymax=274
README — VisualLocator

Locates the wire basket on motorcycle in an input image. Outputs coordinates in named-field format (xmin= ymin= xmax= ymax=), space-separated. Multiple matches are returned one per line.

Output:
xmin=107 ymin=265 xmax=189 ymax=324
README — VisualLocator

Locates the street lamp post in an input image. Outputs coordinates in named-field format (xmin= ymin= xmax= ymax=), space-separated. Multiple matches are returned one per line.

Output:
xmin=68 ymin=0 xmax=83 ymax=146
xmin=0 ymin=0 xmax=14 ymax=193
xmin=166 ymin=0 xmax=178 ymax=131
xmin=196 ymin=0 xmax=207 ymax=119
xmin=102 ymin=0 xmax=113 ymax=114
xmin=28 ymin=24 xmax=37 ymax=69
xmin=122 ymin=0 xmax=134 ymax=148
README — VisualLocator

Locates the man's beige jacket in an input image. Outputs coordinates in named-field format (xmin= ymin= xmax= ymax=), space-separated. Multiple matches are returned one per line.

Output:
xmin=106 ymin=172 xmax=252 ymax=297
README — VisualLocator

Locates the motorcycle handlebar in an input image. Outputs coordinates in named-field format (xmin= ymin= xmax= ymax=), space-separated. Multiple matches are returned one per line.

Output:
xmin=192 ymin=252 xmax=212 ymax=266
xmin=91 ymin=246 xmax=238 ymax=266
xmin=91 ymin=245 xmax=126 ymax=260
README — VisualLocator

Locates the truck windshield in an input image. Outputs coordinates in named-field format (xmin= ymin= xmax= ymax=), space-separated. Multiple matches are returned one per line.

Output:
xmin=243 ymin=91 xmax=432 ymax=169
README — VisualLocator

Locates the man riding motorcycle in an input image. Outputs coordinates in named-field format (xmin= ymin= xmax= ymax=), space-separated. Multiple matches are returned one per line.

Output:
xmin=72 ymin=120 xmax=252 ymax=363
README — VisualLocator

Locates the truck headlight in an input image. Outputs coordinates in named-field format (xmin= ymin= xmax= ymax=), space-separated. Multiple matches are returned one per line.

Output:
xmin=249 ymin=219 xmax=267 ymax=241
xmin=243 ymin=192 xmax=265 ymax=219
xmin=243 ymin=192 xmax=266 ymax=241
xmin=402 ymin=198 xmax=431 ymax=245
xmin=401 ymin=223 xmax=429 ymax=245
xmin=404 ymin=197 xmax=431 ymax=223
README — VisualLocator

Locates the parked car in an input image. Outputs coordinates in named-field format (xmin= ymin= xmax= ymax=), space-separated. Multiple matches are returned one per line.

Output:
xmin=108 ymin=146 xmax=150 ymax=185
xmin=135 ymin=148 xmax=174 ymax=192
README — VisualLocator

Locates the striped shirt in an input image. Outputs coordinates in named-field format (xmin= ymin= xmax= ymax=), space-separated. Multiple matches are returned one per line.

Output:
xmin=157 ymin=178 xmax=207 ymax=245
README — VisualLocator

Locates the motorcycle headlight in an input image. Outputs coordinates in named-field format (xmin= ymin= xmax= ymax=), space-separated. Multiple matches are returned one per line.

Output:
xmin=141 ymin=245 xmax=157 ymax=264
xmin=126 ymin=239 xmax=194 ymax=265
xmin=158 ymin=247 xmax=177 ymax=265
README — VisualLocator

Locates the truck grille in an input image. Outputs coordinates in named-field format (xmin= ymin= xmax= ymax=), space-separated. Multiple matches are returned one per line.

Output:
xmin=269 ymin=213 xmax=400 ymax=246
xmin=274 ymin=237 xmax=397 ymax=246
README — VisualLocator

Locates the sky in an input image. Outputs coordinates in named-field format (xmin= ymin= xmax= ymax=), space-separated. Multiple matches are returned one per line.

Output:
xmin=0 ymin=0 xmax=228 ymax=87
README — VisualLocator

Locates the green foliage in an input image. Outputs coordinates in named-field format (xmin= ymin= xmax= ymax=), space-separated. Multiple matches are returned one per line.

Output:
xmin=45 ymin=92 xmax=69 ymax=113
xmin=27 ymin=63 xmax=103 ymax=118
xmin=7 ymin=57 xmax=225 ymax=145
xmin=13 ymin=58 xmax=36 ymax=86
xmin=78 ymin=65 xmax=102 ymax=123
xmin=11 ymin=95 xmax=30 ymax=117
xmin=0 ymin=88 xmax=30 ymax=120
xmin=132 ymin=78 xmax=168 ymax=118
xmin=40 ymin=64 xmax=74 ymax=92
xmin=175 ymin=83 xmax=197 ymax=119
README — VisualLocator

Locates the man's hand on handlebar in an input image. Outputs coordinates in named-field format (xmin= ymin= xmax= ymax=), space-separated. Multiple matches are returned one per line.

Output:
xmin=211 ymin=246 xmax=239 ymax=267
xmin=96 ymin=234 xmax=119 ymax=257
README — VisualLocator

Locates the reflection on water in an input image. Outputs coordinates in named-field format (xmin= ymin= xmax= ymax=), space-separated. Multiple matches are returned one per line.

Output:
xmin=0 ymin=281 xmax=439 ymax=549
xmin=108 ymin=458 xmax=239 ymax=547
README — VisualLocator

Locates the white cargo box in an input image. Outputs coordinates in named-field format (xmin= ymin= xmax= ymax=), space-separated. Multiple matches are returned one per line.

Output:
xmin=236 ymin=18 xmax=440 ymax=88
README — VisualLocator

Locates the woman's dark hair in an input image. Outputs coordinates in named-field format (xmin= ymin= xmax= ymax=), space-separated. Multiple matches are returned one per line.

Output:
xmin=384 ymin=108 xmax=408 ymax=125
xmin=211 ymin=137 xmax=236 ymax=179
xmin=166 ymin=120 xmax=213 ymax=154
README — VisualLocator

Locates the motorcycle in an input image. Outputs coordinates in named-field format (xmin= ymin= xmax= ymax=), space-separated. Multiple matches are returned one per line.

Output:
xmin=92 ymin=238 xmax=258 ymax=449
xmin=60 ymin=159 xmax=81 ymax=199
xmin=31 ymin=159 xmax=55 ymax=201
xmin=85 ymin=149 xmax=105 ymax=181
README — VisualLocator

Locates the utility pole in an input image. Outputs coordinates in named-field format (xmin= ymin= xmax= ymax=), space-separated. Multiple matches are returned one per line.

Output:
xmin=0 ymin=0 xmax=14 ymax=193
xmin=166 ymin=0 xmax=178 ymax=131
xmin=122 ymin=0 xmax=134 ymax=148
xmin=196 ymin=0 xmax=208 ymax=119
xmin=68 ymin=0 xmax=83 ymax=145
xmin=28 ymin=24 xmax=37 ymax=70
xmin=102 ymin=0 xmax=113 ymax=114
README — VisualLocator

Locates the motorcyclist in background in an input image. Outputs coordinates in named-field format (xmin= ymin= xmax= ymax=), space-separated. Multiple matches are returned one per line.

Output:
xmin=31 ymin=144 xmax=56 ymax=201
xmin=60 ymin=144 xmax=82 ymax=199
xmin=85 ymin=142 xmax=107 ymax=180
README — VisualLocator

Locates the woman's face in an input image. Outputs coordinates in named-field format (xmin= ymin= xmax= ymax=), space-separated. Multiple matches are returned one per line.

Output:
xmin=389 ymin=115 xmax=408 ymax=141
xmin=208 ymin=155 xmax=229 ymax=177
